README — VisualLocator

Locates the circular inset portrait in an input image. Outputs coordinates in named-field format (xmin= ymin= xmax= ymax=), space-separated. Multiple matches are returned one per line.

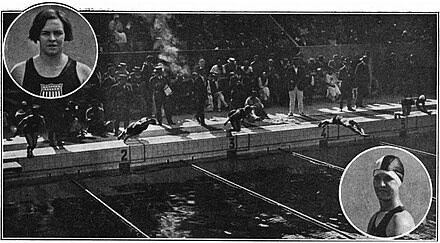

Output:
xmin=339 ymin=146 xmax=432 ymax=239
xmin=3 ymin=2 xmax=98 ymax=99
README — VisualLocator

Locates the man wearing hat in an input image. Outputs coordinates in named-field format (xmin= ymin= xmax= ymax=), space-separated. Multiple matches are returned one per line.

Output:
xmin=223 ymin=57 xmax=237 ymax=75
xmin=108 ymin=14 xmax=126 ymax=51
xmin=279 ymin=58 xmax=290 ymax=106
xmin=116 ymin=62 xmax=129 ymax=76
xmin=149 ymin=66 xmax=175 ymax=125
xmin=354 ymin=55 xmax=369 ymax=108
xmin=338 ymin=57 xmax=355 ymax=111
xmin=287 ymin=56 xmax=307 ymax=116
xmin=108 ymin=73 xmax=131 ymax=135
xmin=141 ymin=55 xmax=156 ymax=116
xmin=86 ymin=99 xmax=106 ymax=137
xmin=367 ymin=155 xmax=415 ymax=237
xmin=192 ymin=71 xmax=208 ymax=126
xmin=316 ymin=55 xmax=327 ymax=71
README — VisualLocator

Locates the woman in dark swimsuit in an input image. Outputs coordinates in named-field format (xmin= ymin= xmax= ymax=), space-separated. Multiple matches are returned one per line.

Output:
xmin=367 ymin=155 xmax=415 ymax=238
xmin=10 ymin=8 xmax=91 ymax=98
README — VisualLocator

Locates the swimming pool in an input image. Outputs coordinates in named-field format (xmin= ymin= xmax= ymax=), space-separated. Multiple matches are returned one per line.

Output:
xmin=3 ymin=131 xmax=436 ymax=239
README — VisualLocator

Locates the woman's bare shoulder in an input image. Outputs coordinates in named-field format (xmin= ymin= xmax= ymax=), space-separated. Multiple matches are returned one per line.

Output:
xmin=387 ymin=211 xmax=415 ymax=236
xmin=76 ymin=61 xmax=92 ymax=84
xmin=10 ymin=61 xmax=27 ymax=86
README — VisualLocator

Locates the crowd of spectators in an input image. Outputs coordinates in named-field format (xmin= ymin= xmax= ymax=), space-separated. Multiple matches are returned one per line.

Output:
xmin=95 ymin=14 xmax=436 ymax=52
xmin=3 ymin=49 xmax=428 ymax=145
xmin=4 ymin=14 xmax=434 ymax=144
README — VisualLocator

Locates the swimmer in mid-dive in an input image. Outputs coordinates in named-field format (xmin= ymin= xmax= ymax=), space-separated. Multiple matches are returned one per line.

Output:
xmin=318 ymin=115 xmax=369 ymax=137
xmin=394 ymin=95 xmax=432 ymax=119
xmin=117 ymin=117 xmax=157 ymax=143
xmin=367 ymin=155 xmax=415 ymax=238
xmin=224 ymin=105 xmax=252 ymax=132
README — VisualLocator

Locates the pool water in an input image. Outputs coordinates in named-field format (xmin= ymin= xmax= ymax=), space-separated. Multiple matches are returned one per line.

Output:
xmin=2 ymin=132 xmax=436 ymax=239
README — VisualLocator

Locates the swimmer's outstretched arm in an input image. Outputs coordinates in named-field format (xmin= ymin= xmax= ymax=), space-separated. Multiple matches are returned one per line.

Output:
xmin=416 ymin=100 xmax=432 ymax=115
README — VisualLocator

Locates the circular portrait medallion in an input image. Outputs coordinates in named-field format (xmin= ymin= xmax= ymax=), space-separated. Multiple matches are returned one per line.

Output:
xmin=339 ymin=145 xmax=432 ymax=239
xmin=3 ymin=2 xmax=98 ymax=99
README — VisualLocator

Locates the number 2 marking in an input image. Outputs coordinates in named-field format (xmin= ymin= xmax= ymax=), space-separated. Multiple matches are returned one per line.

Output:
xmin=121 ymin=149 xmax=128 ymax=161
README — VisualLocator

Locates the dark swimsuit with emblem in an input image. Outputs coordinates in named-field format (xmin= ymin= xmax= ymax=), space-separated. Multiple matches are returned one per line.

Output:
xmin=22 ymin=57 xmax=81 ymax=97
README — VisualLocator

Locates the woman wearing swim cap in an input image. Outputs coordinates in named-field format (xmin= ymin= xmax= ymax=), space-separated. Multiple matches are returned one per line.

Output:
xmin=367 ymin=155 xmax=415 ymax=237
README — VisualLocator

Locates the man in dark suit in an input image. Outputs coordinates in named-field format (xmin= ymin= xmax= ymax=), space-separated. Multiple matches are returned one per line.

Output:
xmin=287 ymin=56 xmax=307 ymax=116
xmin=338 ymin=57 xmax=355 ymax=111
xmin=354 ymin=55 xmax=370 ymax=108
xmin=192 ymin=71 xmax=208 ymax=126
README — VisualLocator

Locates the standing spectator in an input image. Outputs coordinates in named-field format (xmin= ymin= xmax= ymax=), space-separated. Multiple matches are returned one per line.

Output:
xmin=17 ymin=105 xmax=46 ymax=158
xmin=3 ymin=111 xmax=16 ymax=141
xmin=192 ymin=71 xmax=208 ymax=126
xmin=339 ymin=57 xmax=355 ymax=111
xmin=210 ymin=74 xmax=228 ymax=112
xmin=108 ymin=73 xmax=131 ymax=135
xmin=195 ymin=58 xmax=208 ymax=77
xmin=63 ymin=100 xmax=81 ymax=139
xmin=77 ymin=100 xmax=89 ymax=137
xmin=86 ymin=99 xmax=106 ymax=136
xmin=328 ymin=54 xmax=343 ymax=72
xmin=354 ymin=55 xmax=370 ymax=108
xmin=14 ymin=101 xmax=31 ymax=126
xmin=258 ymin=72 xmax=270 ymax=105
xmin=223 ymin=57 xmax=238 ymax=74
xmin=141 ymin=55 xmax=156 ymax=116
xmin=279 ymin=58 xmax=290 ymax=105
xmin=40 ymin=100 xmax=65 ymax=146
xmin=172 ymin=73 xmax=189 ymax=114
xmin=125 ymin=20 xmax=134 ymax=51
xmin=229 ymin=73 xmax=247 ymax=109
xmin=108 ymin=14 xmax=127 ymax=51
xmin=250 ymin=55 xmax=265 ymax=79
xmin=316 ymin=55 xmax=327 ymax=71
xmin=116 ymin=62 xmax=130 ymax=76
xmin=150 ymin=66 xmax=175 ymax=126
xmin=129 ymin=70 xmax=144 ymax=117
xmin=240 ymin=60 xmax=254 ymax=98
xmin=101 ymin=64 xmax=117 ymax=119
xmin=325 ymin=68 xmax=341 ymax=102
xmin=304 ymin=58 xmax=318 ymax=103
xmin=287 ymin=57 xmax=307 ymax=116
xmin=266 ymin=59 xmax=280 ymax=105
xmin=210 ymin=58 xmax=225 ymax=77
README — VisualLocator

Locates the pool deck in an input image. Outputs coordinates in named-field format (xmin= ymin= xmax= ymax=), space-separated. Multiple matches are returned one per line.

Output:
xmin=3 ymin=95 xmax=437 ymax=180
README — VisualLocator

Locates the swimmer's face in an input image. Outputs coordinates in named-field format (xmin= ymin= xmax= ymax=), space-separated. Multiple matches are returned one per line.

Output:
xmin=373 ymin=173 xmax=400 ymax=201
xmin=39 ymin=18 xmax=65 ymax=56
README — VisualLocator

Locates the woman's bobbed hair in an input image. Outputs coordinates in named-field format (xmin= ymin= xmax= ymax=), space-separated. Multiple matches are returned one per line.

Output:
xmin=28 ymin=8 xmax=73 ymax=43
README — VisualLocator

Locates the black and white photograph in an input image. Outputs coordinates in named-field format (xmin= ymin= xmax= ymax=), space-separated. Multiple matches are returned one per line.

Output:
xmin=339 ymin=146 xmax=432 ymax=239
xmin=1 ymin=0 xmax=438 ymax=240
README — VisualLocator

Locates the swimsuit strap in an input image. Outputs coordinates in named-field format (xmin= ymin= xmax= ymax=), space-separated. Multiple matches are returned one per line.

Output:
xmin=374 ymin=206 xmax=405 ymax=237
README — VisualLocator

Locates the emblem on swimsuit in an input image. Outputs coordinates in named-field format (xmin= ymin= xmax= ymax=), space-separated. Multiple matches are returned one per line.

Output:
xmin=40 ymin=83 xmax=63 ymax=97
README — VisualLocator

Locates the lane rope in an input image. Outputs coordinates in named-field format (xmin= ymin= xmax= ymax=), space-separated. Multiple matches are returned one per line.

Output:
xmin=185 ymin=161 xmax=356 ymax=239
xmin=279 ymin=149 xmax=345 ymax=172
xmin=379 ymin=141 xmax=436 ymax=157
xmin=70 ymin=178 xmax=150 ymax=238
